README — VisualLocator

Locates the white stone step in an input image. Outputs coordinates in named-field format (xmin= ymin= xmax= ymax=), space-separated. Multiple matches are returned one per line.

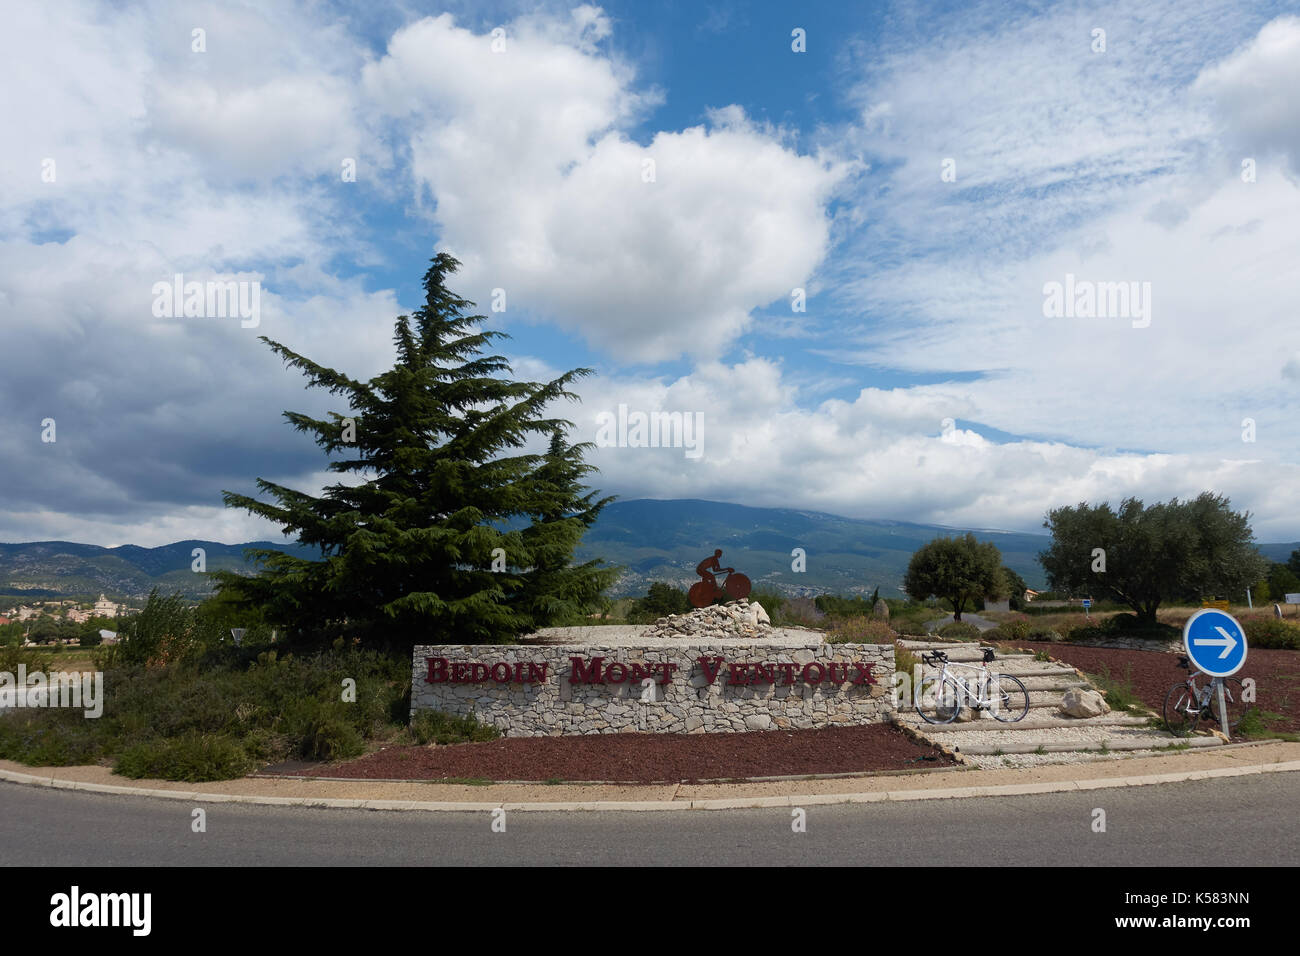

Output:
xmin=895 ymin=714 xmax=1154 ymax=732
xmin=944 ymin=735 xmax=1223 ymax=756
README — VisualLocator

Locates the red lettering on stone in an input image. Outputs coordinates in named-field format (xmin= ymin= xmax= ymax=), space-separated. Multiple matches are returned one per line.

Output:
xmin=656 ymin=662 xmax=678 ymax=684
xmin=727 ymin=662 xmax=750 ymax=685
xmin=824 ymin=662 xmax=845 ymax=683
xmin=629 ymin=662 xmax=655 ymax=683
xmin=491 ymin=662 xmax=512 ymax=683
xmin=470 ymin=663 xmax=490 ymax=682
xmin=605 ymin=662 xmax=628 ymax=683
xmin=851 ymin=663 xmax=876 ymax=685
xmin=697 ymin=657 xmax=725 ymax=683
xmin=802 ymin=662 xmax=826 ymax=684
xmin=426 ymin=657 xmax=448 ymax=683
xmin=777 ymin=663 xmax=798 ymax=685
xmin=527 ymin=662 xmax=550 ymax=683
xmin=569 ymin=656 xmax=605 ymax=683
xmin=451 ymin=661 xmax=469 ymax=682
xmin=750 ymin=662 xmax=775 ymax=683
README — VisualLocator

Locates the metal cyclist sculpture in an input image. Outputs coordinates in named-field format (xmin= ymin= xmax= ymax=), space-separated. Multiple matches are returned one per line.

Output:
xmin=689 ymin=549 xmax=752 ymax=608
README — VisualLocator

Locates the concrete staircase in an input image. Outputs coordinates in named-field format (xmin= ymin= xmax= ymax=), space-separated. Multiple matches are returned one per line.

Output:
xmin=894 ymin=639 xmax=1224 ymax=768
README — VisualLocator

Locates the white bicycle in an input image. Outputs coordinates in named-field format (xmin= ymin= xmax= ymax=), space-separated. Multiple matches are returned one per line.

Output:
xmin=915 ymin=649 xmax=1030 ymax=724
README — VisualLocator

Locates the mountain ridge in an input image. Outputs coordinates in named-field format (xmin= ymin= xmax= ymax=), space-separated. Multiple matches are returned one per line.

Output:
xmin=3 ymin=500 xmax=1294 ymax=601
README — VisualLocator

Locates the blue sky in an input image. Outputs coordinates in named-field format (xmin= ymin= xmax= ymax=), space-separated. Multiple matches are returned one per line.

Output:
xmin=3 ymin=0 xmax=1300 ymax=546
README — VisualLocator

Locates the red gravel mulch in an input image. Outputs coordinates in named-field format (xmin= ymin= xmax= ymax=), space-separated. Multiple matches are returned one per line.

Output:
xmin=271 ymin=723 xmax=956 ymax=784
xmin=1003 ymin=641 xmax=1300 ymax=735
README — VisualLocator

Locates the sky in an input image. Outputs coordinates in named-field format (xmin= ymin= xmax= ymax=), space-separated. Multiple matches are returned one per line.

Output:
xmin=3 ymin=0 xmax=1300 ymax=547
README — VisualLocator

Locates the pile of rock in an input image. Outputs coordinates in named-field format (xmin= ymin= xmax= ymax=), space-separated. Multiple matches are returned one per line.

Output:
xmin=641 ymin=599 xmax=773 ymax=640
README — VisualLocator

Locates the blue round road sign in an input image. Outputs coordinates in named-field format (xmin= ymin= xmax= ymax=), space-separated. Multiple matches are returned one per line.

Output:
xmin=1182 ymin=609 xmax=1248 ymax=677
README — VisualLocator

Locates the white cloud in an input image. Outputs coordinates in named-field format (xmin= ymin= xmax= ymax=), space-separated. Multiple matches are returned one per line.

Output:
xmin=1194 ymin=16 xmax=1300 ymax=179
xmin=363 ymin=12 xmax=849 ymax=361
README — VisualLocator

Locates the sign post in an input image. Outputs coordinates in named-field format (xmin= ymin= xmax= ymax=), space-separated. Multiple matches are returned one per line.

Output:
xmin=1081 ymin=597 xmax=1091 ymax=619
xmin=1182 ymin=608 xmax=1248 ymax=739
xmin=1286 ymin=593 xmax=1300 ymax=618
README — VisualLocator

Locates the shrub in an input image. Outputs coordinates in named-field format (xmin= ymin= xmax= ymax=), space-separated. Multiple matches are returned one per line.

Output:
xmin=892 ymin=617 xmax=930 ymax=636
xmin=775 ymin=596 xmax=824 ymax=626
xmin=0 ymin=644 xmax=412 ymax=780
xmin=299 ymin=712 xmax=365 ymax=761
xmin=1086 ymin=664 xmax=1143 ymax=713
xmin=626 ymin=582 xmax=692 ymax=624
xmin=936 ymin=621 xmax=981 ymax=641
xmin=1242 ymin=617 xmax=1300 ymax=649
xmin=825 ymin=617 xmax=896 ymax=644
xmin=987 ymin=616 xmax=1032 ymax=642
xmin=411 ymin=710 xmax=502 ymax=745
xmin=894 ymin=643 xmax=920 ymax=676
xmin=115 ymin=733 xmax=255 ymax=782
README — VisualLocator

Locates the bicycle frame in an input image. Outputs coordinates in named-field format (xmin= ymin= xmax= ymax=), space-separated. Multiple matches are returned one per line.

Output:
xmin=927 ymin=659 xmax=1003 ymax=709
xmin=1177 ymin=672 xmax=1225 ymax=714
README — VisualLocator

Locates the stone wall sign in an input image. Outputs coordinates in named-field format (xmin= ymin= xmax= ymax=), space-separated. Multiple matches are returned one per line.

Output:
xmin=411 ymin=640 xmax=894 ymax=736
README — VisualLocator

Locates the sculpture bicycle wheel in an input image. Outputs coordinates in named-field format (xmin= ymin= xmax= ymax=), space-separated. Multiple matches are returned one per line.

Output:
xmin=687 ymin=581 xmax=715 ymax=608
xmin=724 ymin=572 xmax=751 ymax=600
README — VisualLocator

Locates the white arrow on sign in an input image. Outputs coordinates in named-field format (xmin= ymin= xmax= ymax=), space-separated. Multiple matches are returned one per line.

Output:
xmin=1193 ymin=625 xmax=1238 ymax=659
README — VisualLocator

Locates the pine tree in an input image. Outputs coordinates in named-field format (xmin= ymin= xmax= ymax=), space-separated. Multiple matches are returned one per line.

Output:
xmin=213 ymin=253 xmax=617 ymax=649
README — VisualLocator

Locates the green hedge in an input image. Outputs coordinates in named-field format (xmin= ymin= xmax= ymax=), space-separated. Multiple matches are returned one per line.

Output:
xmin=1243 ymin=617 xmax=1300 ymax=649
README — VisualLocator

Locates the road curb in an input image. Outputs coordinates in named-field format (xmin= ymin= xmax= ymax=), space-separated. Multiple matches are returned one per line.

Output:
xmin=3 ymin=755 xmax=1298 ymax=813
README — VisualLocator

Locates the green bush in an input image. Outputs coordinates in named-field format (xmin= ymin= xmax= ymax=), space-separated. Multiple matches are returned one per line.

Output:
xmin=299 ymin=712 xmax=365 ymax=761
xmin=825 ymin=617 xmax=895 ymax=644
xmin=891 ymin=618 xmax=928 ymax=636
xmin=410 ymin=710 xmax=502 ymax=745
xmin=936 ymin=621 xmax=981 ymax=641
xmin=115 ymin=733 xmax=255 ymax=781
xmin=626 ymin=582 xmax=692 ymax=624
xmin=987 ymin=616 xmax=1032 ymax=642
xmin=1242 ymin=617 xmax=1300 ymax=649
xmin=0 ymin=644 xmax=412 ymax=779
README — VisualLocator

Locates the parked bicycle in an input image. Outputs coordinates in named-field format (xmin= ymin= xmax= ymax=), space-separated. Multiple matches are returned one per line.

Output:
xmin=915 ymin=648 xmax=1030 ymax=724
xmin=1163 ymin=655 xmax=1247 ymax=738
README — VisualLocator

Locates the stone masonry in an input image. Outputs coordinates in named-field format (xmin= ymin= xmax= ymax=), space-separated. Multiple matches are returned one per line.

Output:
xmin=411 ymin=640 xmax=894 ymax=736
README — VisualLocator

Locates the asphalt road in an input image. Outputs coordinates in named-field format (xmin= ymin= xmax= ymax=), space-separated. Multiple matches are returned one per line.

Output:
xmin=1 ymin=772 xmax=1297 ymax=866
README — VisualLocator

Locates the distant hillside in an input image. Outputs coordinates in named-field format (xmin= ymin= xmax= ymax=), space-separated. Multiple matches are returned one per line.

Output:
xmin=574 ymin=499 xmax=1055 ymax=597
xmin=3 ymin=500 xmax=1293 ymax=601
xmin=0 ymin=540 xmax=317 ymax=601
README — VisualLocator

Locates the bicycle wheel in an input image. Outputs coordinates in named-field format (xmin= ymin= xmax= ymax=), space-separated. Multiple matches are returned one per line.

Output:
xmin=988 ymin=673 xmax=1030 ymax=722
xmin=915 ymin=675 xmax=962 ymax=724
xmin=724 ymin=573 xmax=751 ymax=600
xmin=1163 ymin=682 xmax=1199 ymax=737
xmin=1208 ymin=678 xmax=1247 ymax=735
xmin=687 ymin=582 xmax=713 ymax=608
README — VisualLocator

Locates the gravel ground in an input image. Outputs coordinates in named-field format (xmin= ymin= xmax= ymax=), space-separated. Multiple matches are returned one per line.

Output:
xmin=270 ymin=723 xmax=957 ymax=783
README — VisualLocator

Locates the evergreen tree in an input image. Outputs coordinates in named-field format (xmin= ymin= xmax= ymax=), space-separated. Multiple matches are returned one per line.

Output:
xmin=213 ymin=253 xmax=616 ymax=649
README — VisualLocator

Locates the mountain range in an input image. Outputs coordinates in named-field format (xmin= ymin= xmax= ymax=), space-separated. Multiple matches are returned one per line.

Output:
xmin=3 ymin=499 xmax=1295 ymax=602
